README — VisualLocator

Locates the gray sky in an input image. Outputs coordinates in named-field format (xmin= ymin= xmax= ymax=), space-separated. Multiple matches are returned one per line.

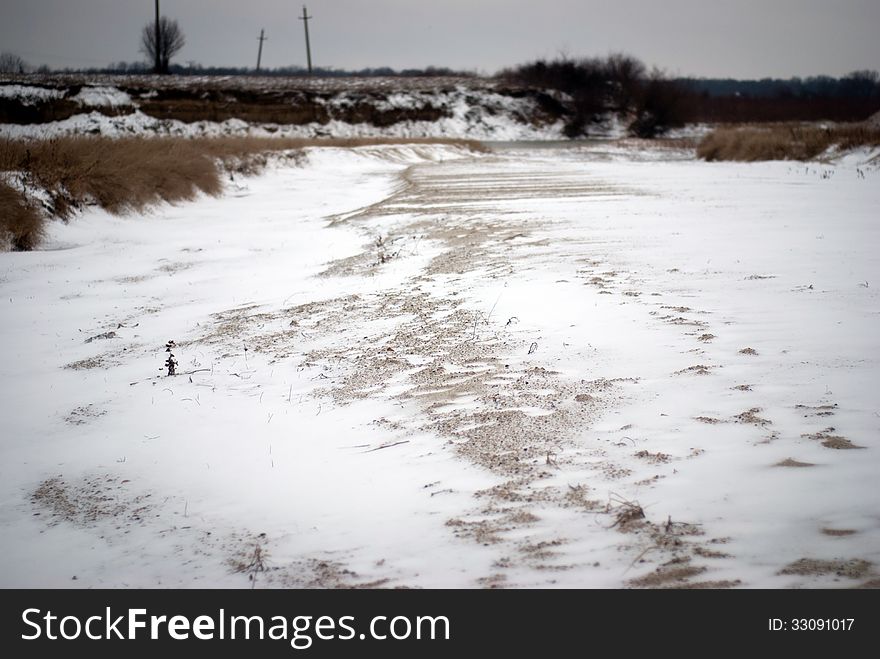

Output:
xmin=1 ymin=0 xmax=878 ymax=78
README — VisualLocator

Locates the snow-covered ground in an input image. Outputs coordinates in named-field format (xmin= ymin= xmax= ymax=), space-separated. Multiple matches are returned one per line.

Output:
xmin=1 ymin=142 xmax=878 ymax=588
xmin=0 ymin=82 xmax=569 ymax=140
xmin=0 ymin=84 xmax=65 ymax=104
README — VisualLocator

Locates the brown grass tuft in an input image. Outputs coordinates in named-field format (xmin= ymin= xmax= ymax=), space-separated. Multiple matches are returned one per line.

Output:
xmin=0 ymin=181 xmax=43 ymax=250
xmin=697 ymin=123 xmax=880 ymax=162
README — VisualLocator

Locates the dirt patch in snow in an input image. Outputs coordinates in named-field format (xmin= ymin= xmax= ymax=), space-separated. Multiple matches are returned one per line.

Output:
xmin=64 ymin=404 xmax=107 ymax=425
xmin=780 ymin=558 xmax=873 ymax=579
xmin=674 ymin=364 xmax=714 ymax=376
xmin=629 ymin=563 xmax=706 ymax=587
xmin=734 ymin=408 xmax=772 ymax=426
xmin=801 ymin=427 xmax=865 ymax=450
xmin=821 ymin=528 xmax=857 ymax=537
xmin=32 ymin=475 xmax=153 ymax=527
xmin=64 ymin=355 xmax=113 ymax=370
xmin=775 ymin=458 xmax=816 ymax=468
xmin=795 ymin=403 xmax=838 ymax=417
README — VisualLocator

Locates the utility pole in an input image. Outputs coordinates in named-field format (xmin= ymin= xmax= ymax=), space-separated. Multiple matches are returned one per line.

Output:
xmin=299 ymin=5 xmax=313 ymax=75
xmin=154 ymin=0 xmax=161 ymax=73
xmin=256 ymin=29 xmax=267 ymax=72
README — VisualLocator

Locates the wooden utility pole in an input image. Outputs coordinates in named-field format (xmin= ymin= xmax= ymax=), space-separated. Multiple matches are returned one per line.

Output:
xmin=154 ymin=0 xmax=161 ymax=73
xmin=299 ymin=5 xmax=313 ymax=75
xmin=256 ymin=29 xmax=267 ymax=72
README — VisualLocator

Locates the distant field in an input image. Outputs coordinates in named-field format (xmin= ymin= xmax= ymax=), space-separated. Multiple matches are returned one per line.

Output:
xmin=3 ymin=73 xmax=492 ymax=94
xmin=0 ymin=74 xmax=564 ymax=128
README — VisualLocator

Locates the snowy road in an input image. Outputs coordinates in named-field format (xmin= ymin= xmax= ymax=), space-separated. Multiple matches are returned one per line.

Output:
xmin=2 ymin=142 xmax=878 ymax=588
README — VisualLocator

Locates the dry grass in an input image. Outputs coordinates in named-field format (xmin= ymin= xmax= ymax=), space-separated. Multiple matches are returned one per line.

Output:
xmin=0 ymin=137 xmax=223 ymax=219
xmin=0 ymin=135 xmax=485 ymax=250
xmin=697 ymin=123 xmax=880 ymax=161
xmin=0 ymin=181 xmax=43 ymax=250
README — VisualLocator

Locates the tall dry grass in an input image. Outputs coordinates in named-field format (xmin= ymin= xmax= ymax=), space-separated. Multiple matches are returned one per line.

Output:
xmin=0 ymin=136 xmax=484 ymax=250
xmin=697 ymin=123 xmax=880 ymax=161
xmin=0 ymin=137 xmax=224 ymax=219
xmin=0 ymin=182 xmax=42 ymax=250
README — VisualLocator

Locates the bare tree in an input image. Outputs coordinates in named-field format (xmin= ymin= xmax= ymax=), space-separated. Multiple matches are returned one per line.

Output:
xmin=0 ymin=52 xmax=27 ymax=74
xmin=606 ymin=53 xmax=647 ymax=111
xmin=141 ymin=17 xmax=185 ymax=74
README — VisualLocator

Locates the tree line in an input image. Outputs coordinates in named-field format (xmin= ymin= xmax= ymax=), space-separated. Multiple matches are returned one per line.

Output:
xmin=678 ymin=72 xmax=880 ymax=100
xmin=499 ymin=57 xmax=880 ymax=135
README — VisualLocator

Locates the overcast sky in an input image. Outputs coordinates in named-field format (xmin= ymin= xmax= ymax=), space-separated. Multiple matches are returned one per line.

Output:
xmin=1 ymin=0 xmax=878 ymax=78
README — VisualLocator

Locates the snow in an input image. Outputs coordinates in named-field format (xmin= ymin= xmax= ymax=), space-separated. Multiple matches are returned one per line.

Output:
xmin=0 ymin=84 xmax=64 ymax=105
xmin=1 ymin=142 xmax=878 ymax=588
xmin=71 ymin=86 xmax=132 ymax=107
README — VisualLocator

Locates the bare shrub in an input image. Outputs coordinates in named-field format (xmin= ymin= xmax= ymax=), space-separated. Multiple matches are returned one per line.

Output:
xmin=605 ymin=53 xmax=646 ymax=111
xmin=629 ymin=71 xmax=686 ymax=138
xmin=501 ymin=57 xmax=612 ymax=137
